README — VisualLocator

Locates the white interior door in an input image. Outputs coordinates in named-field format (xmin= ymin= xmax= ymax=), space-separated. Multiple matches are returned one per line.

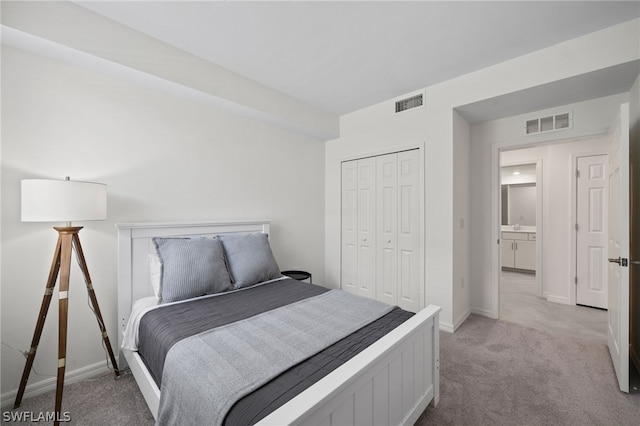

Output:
xmin=397 ymin=149 xmax=421 ymax=312
xmin=341 ymin=161 xmax=358 ymax=295
xmin=376 ymin=153 xmax=398 ymax=306
xmin=607 ymin=103 xmax=630 ymax=393
xmin=576 ymin=154 xmax=608 ymax=309
xmin=357 ymin=157 xmax=377 ymax=299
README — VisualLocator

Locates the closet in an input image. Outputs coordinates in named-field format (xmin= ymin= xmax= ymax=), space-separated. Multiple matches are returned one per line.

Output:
xmin=341 ymin=148 xmax=423 ymax=312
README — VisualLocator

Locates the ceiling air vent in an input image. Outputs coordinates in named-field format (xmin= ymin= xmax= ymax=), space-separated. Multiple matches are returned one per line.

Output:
xmin=525 ymin=111 xmax=572 ymax=135
xmin=395 ymin=93 xmax=423 ymax=113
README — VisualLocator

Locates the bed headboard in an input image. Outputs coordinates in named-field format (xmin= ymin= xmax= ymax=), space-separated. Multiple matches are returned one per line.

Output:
xmin=115 ymin=220 xmax=271 ymax=350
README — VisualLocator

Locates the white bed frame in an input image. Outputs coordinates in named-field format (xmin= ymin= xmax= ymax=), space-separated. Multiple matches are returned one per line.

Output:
xmin=116 ymin=220 xmax=440 ymax=425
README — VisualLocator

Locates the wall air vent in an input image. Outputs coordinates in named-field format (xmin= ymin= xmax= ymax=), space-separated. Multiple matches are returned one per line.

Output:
xmin=395 ymin=93 xmax=424 ymax=113
xmin=525 ymin=111 xmax=572 ymax=135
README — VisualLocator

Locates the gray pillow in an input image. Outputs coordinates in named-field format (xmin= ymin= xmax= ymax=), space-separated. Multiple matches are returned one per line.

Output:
xmin=218 ymin=232 xmax=282 ymax=289
xmin=152 ymin=237 xmax=232 ymax=303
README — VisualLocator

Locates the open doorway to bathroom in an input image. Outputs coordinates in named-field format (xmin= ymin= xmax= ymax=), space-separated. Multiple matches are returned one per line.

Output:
xmin=499 ymin=157 xmax=542 ymax=292
xmin=499 ymin=157 xmax=545 ymax=333
xmin=497 ymin=143 xmax=608 ymax=344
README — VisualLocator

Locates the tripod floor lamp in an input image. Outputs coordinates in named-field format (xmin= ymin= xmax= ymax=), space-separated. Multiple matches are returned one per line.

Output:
xmin=15 ymin=177 xmax=120 ymax=424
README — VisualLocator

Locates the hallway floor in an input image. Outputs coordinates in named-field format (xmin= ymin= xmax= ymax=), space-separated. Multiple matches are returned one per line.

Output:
xmin=500 ymin=270 xmax=608 ymax=344
xmin=500 ymin=269 xmax=640 ymax=392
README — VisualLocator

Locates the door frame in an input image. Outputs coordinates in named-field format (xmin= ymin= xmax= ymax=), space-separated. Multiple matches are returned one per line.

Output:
xmin=491 ymin=136 xmax=615 ymax=318
xmin=570 ymin=152 xmax=608 ymax=306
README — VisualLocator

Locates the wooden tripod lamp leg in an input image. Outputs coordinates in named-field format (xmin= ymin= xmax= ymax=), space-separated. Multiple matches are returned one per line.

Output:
xmin=13 ymin=235 xmax=63 ymax=409
xmin=53 ymin=229 xmax=74 ymax=425
xmin=71 ymin=233 xmax=120 ymax=376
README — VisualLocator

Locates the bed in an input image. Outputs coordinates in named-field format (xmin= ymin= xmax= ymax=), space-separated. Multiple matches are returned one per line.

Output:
xmin=116 ymin=220 xmax=440 ymax=425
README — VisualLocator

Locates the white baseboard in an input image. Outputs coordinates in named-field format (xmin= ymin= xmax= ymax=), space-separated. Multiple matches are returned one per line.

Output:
xmin=1 ymin=361 xmax=110 ymax=410
xmin=470 ymin=306 xmax=497 ymax=319
xmin=546 ymin=295 xmax=571 ymax=305
xmin=439 ymin=321 xmax=454 ymax=333
xmin=452 ymin=309 xmax=471 ymax=332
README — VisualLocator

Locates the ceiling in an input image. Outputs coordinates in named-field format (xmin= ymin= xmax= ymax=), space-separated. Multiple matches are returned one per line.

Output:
xmin=73 ymin=1 xmax=640 ymax=118
xmin=501 ymin=164 xmax=537 ymax=180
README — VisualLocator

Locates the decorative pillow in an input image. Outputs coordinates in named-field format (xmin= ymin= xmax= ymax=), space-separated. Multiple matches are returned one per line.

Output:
xmin=152 ymin=237 xmax=232 ymax=303
xmin=217 ymin=232 xmax=282 ymax=289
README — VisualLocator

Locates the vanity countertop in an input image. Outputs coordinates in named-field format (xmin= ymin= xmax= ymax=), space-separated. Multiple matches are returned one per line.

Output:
xmin=501 ymin=225 xmax=536 ymax=233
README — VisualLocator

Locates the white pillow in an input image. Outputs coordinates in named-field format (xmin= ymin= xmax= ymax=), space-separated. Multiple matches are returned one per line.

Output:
xmin=149 ymin=253 xmax=162 ymax=297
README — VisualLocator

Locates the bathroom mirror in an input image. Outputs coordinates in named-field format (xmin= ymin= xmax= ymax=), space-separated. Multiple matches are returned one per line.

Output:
xmin=501 ymin=164 xmax=536 ymax=226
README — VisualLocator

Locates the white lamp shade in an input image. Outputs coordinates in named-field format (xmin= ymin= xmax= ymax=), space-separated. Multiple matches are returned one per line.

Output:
xmin=21 ymin=179 xmax=107 ymax=222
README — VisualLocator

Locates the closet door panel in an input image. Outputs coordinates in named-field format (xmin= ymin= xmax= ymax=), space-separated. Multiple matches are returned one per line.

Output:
xmin=397 ymin=150 xmax=421 ymax=312
xmin=341 ymin=161 xmax=358 ymax=295
xmin=357 ymin=158 xmax=376 ymax=299
xmin=377 ymin=154 xmax=398 ymax=305
xmin=341 ymin=148 xmax=422 ymax=311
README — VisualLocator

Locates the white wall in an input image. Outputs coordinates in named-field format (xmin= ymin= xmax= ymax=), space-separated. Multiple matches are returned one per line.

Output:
xmin=0 ymin=46 xmax=326 ymax=399
xmin=452 ymin=110 xmax=471 ymax=329
xmin=469 ymin=94 xmax=626 ymax=317
xmin=326 ymin=19 xmax=639 ymax=331
xmin=1 ymin=1 xmax=338 ymax=140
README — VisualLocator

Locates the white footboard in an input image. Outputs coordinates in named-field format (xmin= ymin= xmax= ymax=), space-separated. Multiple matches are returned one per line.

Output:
xmin=123 ymin=305 xmax=439 ymax=425
xmin=258 ymin=305 xmax=440 ymax=426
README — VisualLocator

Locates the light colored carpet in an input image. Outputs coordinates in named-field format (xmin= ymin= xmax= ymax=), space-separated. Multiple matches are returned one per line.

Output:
xmin=417 ymin=314 xmax=640 ymax=425
xmin=4 ymin=315 xmax=638 ymax=425
xmin=1 ymin=372 xmax=154 ymax=425
xmin=500 ymin=270 xmax=608 ymax=344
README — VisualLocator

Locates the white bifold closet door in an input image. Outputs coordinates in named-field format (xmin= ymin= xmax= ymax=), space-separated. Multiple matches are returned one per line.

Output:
xmin=341 ymin=149 xmax=422 ymax=312
xmin=341 ymin=157 xmax=377 ymax=300
xmin=357 ymin=157 xmax=377 ymax=299
xmin=341 ymin=160 xmax=358 ymax=295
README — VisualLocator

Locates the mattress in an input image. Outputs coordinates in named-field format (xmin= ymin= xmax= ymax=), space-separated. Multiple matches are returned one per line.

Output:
xmin=135 ymin=278 xmax=413 ymax=425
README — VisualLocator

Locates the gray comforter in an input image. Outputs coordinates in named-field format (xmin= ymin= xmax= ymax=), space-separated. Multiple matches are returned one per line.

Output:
xmin=156 ymin=289 xmax=394 ymax=426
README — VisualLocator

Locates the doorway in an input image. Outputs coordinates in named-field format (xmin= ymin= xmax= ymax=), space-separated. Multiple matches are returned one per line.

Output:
xmin=499 ymin=157 xmax=542 ymax=298
xmin=493 ymin=138 xmax=609 ymax=343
